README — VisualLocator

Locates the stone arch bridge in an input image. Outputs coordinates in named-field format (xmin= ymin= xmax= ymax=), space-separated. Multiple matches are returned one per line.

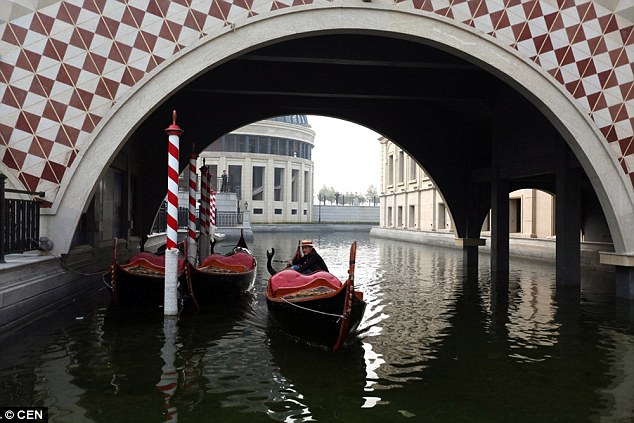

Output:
xmin=1 ymin=0 xmax=634 ymax=298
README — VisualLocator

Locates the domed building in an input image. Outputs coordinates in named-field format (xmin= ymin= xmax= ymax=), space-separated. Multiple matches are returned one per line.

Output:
xmin=199 ymin=115 xmax=315 ymax=224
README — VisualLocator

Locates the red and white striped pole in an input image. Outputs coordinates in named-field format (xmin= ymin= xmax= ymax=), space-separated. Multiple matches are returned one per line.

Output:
xmin=164 ymin=110 xmax=182 ymax=316
xmin=199 ymin=163 xmax=210 ymax=259
xmin=187 ymin=148 xmax=198 ymax=265
xmin=209 ymin=174 xmax=216 ymax=241
xmin=210 ymin=188 xmax=216 ymax=227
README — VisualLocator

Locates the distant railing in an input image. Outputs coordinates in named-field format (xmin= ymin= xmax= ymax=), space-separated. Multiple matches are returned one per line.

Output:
xmin=151 ymin=203 xmax=190 ymax=234
xmin=1 ymin=174 xmax=44 ymax=262
xmin=151 ymin=203 xmax=242 ymax=234
xmin=215 ymin=211 xmax=243 ymax=227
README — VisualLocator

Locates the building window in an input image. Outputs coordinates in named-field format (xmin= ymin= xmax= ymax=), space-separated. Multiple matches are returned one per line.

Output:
xmin=409 ymin=157 xmax=417 ymax=181
xmin=397 ymin=206 xmax=403 ymax=227
xmin=249 ymin=136 xmax=258 ymax=153
xmin=304 ymin=144 xmax=309 ymax=159
xmin=291 ymin=169 xmax=299 ymax=202
xmin=388 ymin=155 xmax=394 ymax=186
xmin=304 ymin=170 xmax=309 ymax=203
xmin=284 ymin=139 xmax=291 ymax=156
xmin=259 ymin=137 xmax=270 ymax=154
xmin=201 ymin=165 xmax=217 ymax=191
xmin=387 ymin=206 xmax=393 ymax=226
xmin=206 ymin=134 xmax=312 ymax=159
xmin=253 ymin=208 xmax=263 ymax=214
xmin=398 ymin=150 xmax=404 ymax=184
xmin=292 ymin=209 xmax=297 ymax=215
xmin=235 ymin=136 xmax=245 ymax=152
xmin=228 ymin=165 xmax=241 ymax=195
xmin=274 ymin=168 xmax=284 ymax=201
xmin=409 ymin=205 xmax=415 ymax=227
xmin=252 ymin=166 xmax=264 ymax=201
xmin=438 ymin=203 xmax=446 ymax=229
xmin=274 ymin=208 xmax=282 ymax=214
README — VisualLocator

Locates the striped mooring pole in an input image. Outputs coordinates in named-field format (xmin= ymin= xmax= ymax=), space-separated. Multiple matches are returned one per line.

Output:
xmin=164 ymin=110 xmax=182 ymax=316
xmin=210 ymin=188 xmax=216 ymax=227
xmin=199 ymin=163 xmax=210 ymax=259
xmin=209 ymin=173 xmax=216 ymax=240
xmin=187 ymin=149 xmax=198 ymax=265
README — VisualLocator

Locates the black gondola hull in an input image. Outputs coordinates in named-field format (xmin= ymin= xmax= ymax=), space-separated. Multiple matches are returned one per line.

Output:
xmin=187 ymin=263 xmax=256 ymax=304
xmin=266 ymin=286 xmax=366 ymax=348
xmin=112 ymin=263 xmax=185 ymax=307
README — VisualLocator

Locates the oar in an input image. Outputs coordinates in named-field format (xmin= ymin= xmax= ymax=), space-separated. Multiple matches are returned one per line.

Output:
xmin=333 ymin=240 xmax=357 ymax=352
xmin=348 ymin=240 xmax=356 ymax=286
xmin=291 ymin=239 xmax=301 ymax=261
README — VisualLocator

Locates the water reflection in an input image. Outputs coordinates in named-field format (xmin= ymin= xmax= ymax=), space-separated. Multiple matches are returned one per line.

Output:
xmin=266 ymin=328 xmax=367 ymax=421
xmin=0 ymin=231 xmax=633 ymax=422
xmin=157 ymin=318 xmax=178 ymax=422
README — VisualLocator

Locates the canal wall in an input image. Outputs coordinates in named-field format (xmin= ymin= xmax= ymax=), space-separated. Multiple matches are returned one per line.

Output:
xmin=369 ymin=227 xmax=614 ymax=271
xmin=252 ymin=223 xmax=375 ymax=233
xmin=0 ymin=239 xmax=124 ymax=334
xmin=311 ymin=205 xmax=379 ymax=224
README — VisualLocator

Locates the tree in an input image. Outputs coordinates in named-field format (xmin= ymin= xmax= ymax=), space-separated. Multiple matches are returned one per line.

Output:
xmin=318 ymin=185 xmax=336 ymax=204
xmin=366 ymin=185 xmax=378 ymax=205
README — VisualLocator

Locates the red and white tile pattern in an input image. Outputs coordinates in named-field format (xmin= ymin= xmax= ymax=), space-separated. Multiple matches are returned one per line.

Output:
xmin=1 ymin=0 xmax=633 ymax=204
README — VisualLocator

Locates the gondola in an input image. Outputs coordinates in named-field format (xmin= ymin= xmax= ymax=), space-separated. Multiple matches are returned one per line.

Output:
xmin=185 ymin=230 xmax=256 ymax=309
xmin=265 ymin=241 xmax=366 ymax=351
xmin=110 ymin=238 xmax=186 ymax=306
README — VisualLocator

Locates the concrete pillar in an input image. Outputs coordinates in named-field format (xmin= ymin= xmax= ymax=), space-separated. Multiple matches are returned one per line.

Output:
xmin=615 ymin=267 xmax=634 ymax=300
xmin=455 ymin=238 xmax=485 ymax=276
xmin=556 ymin=145 xmax=581 ymax=286
xmin=600 ymin=252 xmax=634 ymax=300
xmin=491 ymin=175 xmax=510 ymax=282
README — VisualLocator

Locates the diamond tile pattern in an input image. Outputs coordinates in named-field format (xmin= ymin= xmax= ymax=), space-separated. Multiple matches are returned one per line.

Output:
xmin=1 ymin=0 xmax=634 ymax=204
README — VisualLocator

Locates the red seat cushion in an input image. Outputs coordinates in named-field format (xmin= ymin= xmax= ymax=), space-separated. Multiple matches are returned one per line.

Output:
xmin=128 ymin=252 xmax=184 ymax=272
xmin=199 ymin=251 xmax=254 ymax=271
xmin=269 ymin=269 xmax=341 ymax=296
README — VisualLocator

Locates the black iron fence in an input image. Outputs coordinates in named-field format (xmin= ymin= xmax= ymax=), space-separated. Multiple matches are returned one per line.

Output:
xmin=215 ymin=211 xmax=243 ymax=227
xmin=151 ymin=203 xmax=189 ymax=233
xmin=1 ymin=174 xmax=44 ymax=262
xmin=151 ymin=203 xmax=242 ymax=234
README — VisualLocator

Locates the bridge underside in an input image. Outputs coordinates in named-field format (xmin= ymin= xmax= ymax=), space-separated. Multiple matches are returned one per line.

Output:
xmin=95 ymin=34 xmax=629 ymax=297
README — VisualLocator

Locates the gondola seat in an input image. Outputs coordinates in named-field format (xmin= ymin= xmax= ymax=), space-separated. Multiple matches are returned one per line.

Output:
xmin=268 ymin=270 xmax=342 ymax=298
xmin=198 ymin=251 xmax=255 ymax=273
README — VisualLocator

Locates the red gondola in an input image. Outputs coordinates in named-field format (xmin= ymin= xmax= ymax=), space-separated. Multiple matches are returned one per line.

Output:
xmin=185 ymin=231 xmax=256 ymax=309
xmin=265 ymin=241 xmax=366 ymax=351
xmin=110 ymin=238 xmax=185 ymax=306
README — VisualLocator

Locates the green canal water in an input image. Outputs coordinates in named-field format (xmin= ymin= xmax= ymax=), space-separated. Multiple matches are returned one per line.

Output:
xmin=1 ymin=231 xmax=633 ymax=422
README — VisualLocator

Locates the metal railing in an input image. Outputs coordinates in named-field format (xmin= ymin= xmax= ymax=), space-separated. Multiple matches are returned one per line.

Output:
xmin=151 ymin=203 xmax=243 ymax=234
xmin=215 ymin=211 xmax=243 ymax=227
xmin=1 ymin=174 xmax=44 ymax=262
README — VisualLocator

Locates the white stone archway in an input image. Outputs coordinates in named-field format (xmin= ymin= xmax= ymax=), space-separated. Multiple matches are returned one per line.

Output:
xmin=48 ymin=6 xmax=634 ymax=259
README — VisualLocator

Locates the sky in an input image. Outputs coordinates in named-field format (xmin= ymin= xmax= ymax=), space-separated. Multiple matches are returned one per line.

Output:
xmin=307 ymin=115 xmax=382 ymax=196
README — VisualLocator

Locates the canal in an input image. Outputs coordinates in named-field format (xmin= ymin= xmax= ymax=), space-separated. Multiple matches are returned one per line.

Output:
xmin=1 ymin=231 xmax=633 ymax=422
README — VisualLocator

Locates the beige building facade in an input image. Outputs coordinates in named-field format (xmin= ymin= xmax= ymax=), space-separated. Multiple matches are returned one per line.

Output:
xmin=199 ymin=116 xmax=315 ymax=224
xmin=379 ymin=138 xmax=555 ymax=239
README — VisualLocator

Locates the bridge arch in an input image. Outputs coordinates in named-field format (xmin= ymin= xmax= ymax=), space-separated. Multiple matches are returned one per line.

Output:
xmin=47 ymin=6 xmax=633 ymax=259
